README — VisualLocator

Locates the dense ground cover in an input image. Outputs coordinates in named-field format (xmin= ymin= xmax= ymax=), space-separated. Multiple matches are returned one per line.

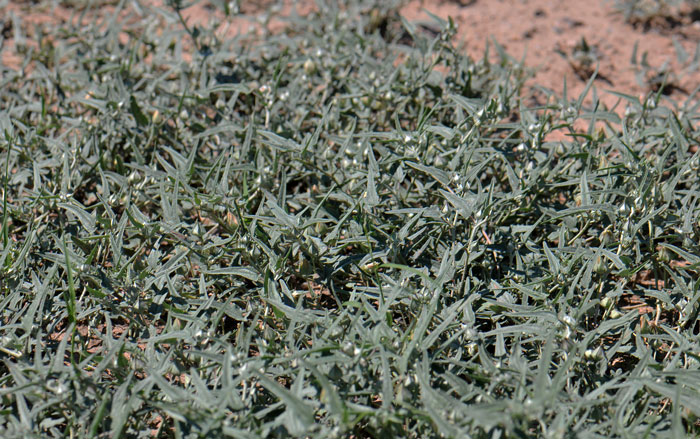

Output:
xmin=1 ymin=0 xmax=699 ymax=437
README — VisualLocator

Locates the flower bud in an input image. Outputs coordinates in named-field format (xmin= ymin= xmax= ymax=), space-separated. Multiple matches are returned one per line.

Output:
xmin=303 ymin=59 xmax=317 ymax=75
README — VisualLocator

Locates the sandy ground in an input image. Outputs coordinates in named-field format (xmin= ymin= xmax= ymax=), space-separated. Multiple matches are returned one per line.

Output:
xmin=3 ymin=0 xmax=700 ymax=112
xmin=402 ymin=0 xmax=700 ymax=111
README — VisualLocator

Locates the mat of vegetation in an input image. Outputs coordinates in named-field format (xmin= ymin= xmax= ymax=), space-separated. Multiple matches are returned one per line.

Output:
xmin=1 ymin=0 xmax=699 ymax=437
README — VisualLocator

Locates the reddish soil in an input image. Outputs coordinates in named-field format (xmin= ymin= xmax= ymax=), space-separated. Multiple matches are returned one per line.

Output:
xmin=3 ymin=0 xmax=700 ymax=112
xmin=402 ymin=0 xmax=700 ymax=111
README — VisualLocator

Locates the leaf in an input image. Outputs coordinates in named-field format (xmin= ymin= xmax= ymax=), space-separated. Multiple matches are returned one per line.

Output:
xmin=129 ymin=95 xmax=149 ymax=127
xmin=204 ymin=266 xmax=262 ymax=282
xmin=58 ymin=201 xmax=96 ymax=234
xmin=405 ymin=161 xmax=451 ymax=187
xmin=255 ymin=372 xmax=314 ymax=429
xmin=365 ymin=167 xmax=379 ymax=207
xmin=543 ymin=242 xmax=560 ymax=275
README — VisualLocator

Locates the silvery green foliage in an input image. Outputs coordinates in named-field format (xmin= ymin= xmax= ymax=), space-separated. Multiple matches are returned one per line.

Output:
xmin=0 ymin=0 xmax=699 ymax=437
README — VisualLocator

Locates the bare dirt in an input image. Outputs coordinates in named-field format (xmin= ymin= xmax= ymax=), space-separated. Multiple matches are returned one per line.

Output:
xmin=402 ymin=0 xmax=700 ymax=111
xmin=3 ymin=0 xmax=700 ymax=113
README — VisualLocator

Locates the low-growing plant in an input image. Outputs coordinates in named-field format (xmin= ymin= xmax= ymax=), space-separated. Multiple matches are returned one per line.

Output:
xmin=611 ymin=0 xmax=700 ymax=29
xmin=556 ymin=37 xmax=601 ymax=81
xmin=0 ymin=0 xmax=699 ymax=438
